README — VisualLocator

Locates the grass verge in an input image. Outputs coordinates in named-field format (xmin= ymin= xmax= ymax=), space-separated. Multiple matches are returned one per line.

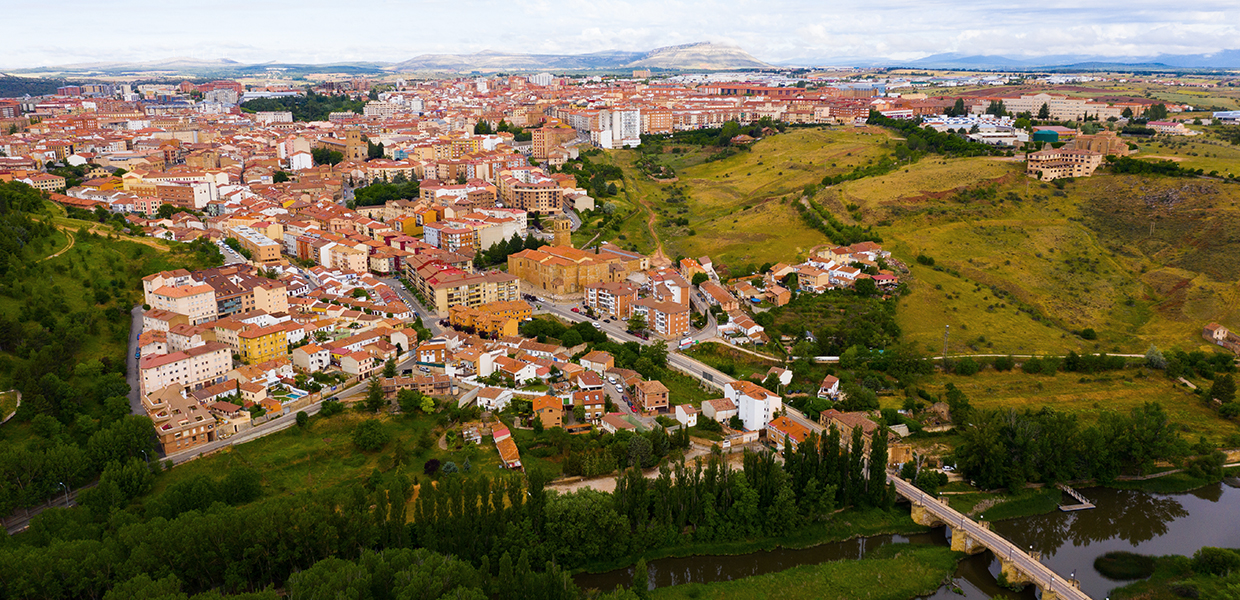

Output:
xmin=651 ymin=543 xmax=960 ymax=600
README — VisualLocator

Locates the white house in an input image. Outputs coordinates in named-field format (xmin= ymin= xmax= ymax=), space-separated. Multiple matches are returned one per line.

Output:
xmin=675 ymin=404 xmax=699 ymax=428
xmin=289 ymin=151 xmax=314 ymax=171
xmin=766 ymin=367 xmax=793 ymax=387
xmin=724 ymin=380 xmax=782 ymax=431
xmin=292 ymin=344 xmax=331 ymax=373
xmin=476 ymin=387 xmax=513 ymax=412
xmin=818 ymin=375 xmax=840 ymax=399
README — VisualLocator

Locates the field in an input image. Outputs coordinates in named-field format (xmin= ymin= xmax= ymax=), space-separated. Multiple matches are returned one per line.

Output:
xmin=650 ymin=543 xmax=960 ymax=600
xmin=601 ymin=127 xmax=900 ymax=270
xmin=145 ymin=410 xmax=504 ymax=505
xmin=0 ymin=390 xmax=17 ymax=421
xmin=1132 ymin=136 xmax=1240 ymax=177
xmin=902 ymin=370 xmax=1238 ymax=445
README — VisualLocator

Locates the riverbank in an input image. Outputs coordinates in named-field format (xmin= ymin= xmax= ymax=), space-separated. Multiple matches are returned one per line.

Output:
xmin=576 ymin=508 xmax=928 ymax=574
xmin=650 ymin=544 xmax=961 ymax=600
xmin=1108 ymin=552 xmax=1240 ymax=599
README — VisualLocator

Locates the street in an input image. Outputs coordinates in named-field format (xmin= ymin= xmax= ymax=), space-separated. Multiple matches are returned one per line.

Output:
xmin=127 ymin=305 xmax=144 ymax=415
xmin=379 ymin=276 xmax=443 ymax=337
xmin=534 ymin=298 xmax=735 ymax=391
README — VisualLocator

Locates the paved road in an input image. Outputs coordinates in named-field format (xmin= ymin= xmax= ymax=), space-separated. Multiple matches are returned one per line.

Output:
xmin=216 ymin=240 xmax=248 ymax=265
xmin=164 ymin=376 xmax=373 ymax=465
xmin=379 ymin=276 xmax=443 ymax=337
xmin=890 ymin=476 xmax=1092 ymax=600
xmin=127 ymin=305 xmax=144 ymax=415
xmin=535 ymin=299 xmax=735 ymax=391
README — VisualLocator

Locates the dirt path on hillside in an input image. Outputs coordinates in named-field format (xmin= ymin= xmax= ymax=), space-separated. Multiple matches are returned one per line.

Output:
xmin=1141 ymin=155 xmax=1185 ymax=162
xmin=41 ymin=230 xmax=75 ymax=261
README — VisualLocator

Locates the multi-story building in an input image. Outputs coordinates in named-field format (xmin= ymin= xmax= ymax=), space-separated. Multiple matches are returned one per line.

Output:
xmin=584 ymin=281 xmax=638 ymax=318
xmin=496 ymin=168 xmax=564 ymax=214
xmin=448 ymin=299 xmax=532 ymax=337
xmin=231 ymin=226 xmax=282 ymax=264
xmin=143 ymin=384 xmax=217 ymax=455
xmin=725 ymin=380 xmax=782 ymax=432
xmin=424 ymin=270 xmax=521 ymax=316
xmin=138 ymin=341 xmax=232 ymax=395
xmin=632 ymin=298 xmax=691 ymax=338
xmin=634 ymin=379 xmax=669 ymax=414
xmin=1026 ymin=149 xmax=1103 ymax=181
xmin=143 ymin=270 xmax=218 ymax=325
xmin=238 ymin=324 xmax=288 ymax=365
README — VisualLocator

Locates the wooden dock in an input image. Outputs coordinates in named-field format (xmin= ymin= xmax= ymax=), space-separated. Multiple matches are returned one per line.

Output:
xmin=1057 ymin=483 xmax=1095 ymax=511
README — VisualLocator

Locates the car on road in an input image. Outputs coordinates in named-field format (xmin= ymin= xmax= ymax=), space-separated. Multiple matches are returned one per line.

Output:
xmin=942 ymin=465 xmax=955 ymax=472
xmin=571 ymin=307 xmax=580 ymax=313
xmin=134 ymin=350 xmax=140 ymax=359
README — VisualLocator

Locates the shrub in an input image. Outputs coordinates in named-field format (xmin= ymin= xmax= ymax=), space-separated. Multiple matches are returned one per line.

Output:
xmin=424 ymin=458 xmax=441 ymax=475
xmin=351 ymin=419 xmax=390 ymax=452
xmin=1093 ymin=551 xmax=1156 ymax=580
xmin=320 ymin=400 xmax=345 ymax=417
xmin=953 ymin=357 xmax=980 ymax=376
xmin=1192 ymin=547 xmax=1240 ymax=576
xmin=295 ymin=411 xmax=308 ymax=427
xmin=993 ymin=356 xmax=1015 ymax=372
xmin=1080 ymin=328 xmax=1098 ymax=340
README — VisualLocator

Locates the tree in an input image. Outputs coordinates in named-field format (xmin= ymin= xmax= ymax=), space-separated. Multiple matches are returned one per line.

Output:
xmin=312 ymin=147 xmax=343 ymax=166
xmin=383 ymin=358 xmax=397 ymax=378
xmin=631 ymin=558 xmax=649 ymax=599
xmin=365 ymin=377 xmax=385 ymax=412
xmin=949 ymin=98 xmax=966 ymax=117
xmin=1122 ymin=107 xmax=1134 ymax=119
xmin=1146 ymin=103 xmax=1169 ymax=121
xmin=1146 ymin=345 xmax=1167 ymax=370
xmin=627 ymin=435 xmax=653 ymax=468
xmin=273 ymin=171 xmax=291 ymax=184
xmin=296 ymin=411 xmax=309 ymax=428
xmin=691 ymin=272 xmax=709 ymax=287
xmin=853 ymin=278 xmax=878 ymax=296
xmin=1038 ymin=103 xmax=1051 ymax=119
xmin=397 ymin=388 xmax=423 ymax=413
xmin=367 ymin=141 xmax=385 ymax=160
xmin=352 ymin=419 xmax=390 ymax=451
xmin=1211 ymin=374 xmax=1237 ymax=404
xmin=729 ymin=414 xmax=744 ymax=430
xmin=626 ymin=312 xmax=648 ymax=333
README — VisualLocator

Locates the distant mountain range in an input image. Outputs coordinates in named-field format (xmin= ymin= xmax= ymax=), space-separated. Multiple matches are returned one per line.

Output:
xmin=781 ymin=50 xmax=1240 ymax=70
xmin=7 ymin=44 xmax=1240 ymax=80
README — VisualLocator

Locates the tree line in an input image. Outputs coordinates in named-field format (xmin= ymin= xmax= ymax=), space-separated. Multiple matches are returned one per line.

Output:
xmin=239 ymin=91 xmax=366 ymax=122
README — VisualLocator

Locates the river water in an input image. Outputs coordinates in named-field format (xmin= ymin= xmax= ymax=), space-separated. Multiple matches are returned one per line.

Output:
xmin=575 ymin=482 xmax=1240 ymax=599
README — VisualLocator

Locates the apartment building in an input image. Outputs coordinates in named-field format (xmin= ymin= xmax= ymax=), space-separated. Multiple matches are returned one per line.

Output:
xmin=725 ymin=380 xmax=782 ymax=432
xmin=585 ymin=281 xmax=638 ymax=318
xmin=138 ymin=341 xmax=232 ymax=395
xmin=231 ymin=226 xmax=282 ymax=264
xmin=143 ymin=270 xmax=218 ymax=325
xmin=448 ymin=299 xmax=531 ymax=337
xmin=632 ymin=297 xmax=691 ymax=338
xmin=424 ymin=270 xmax=521 ymax=316
xmin=496 ymin=168 xmax=565 ymax=214
xmin=634 ymin=379 xmax=669 ymax=414
xmin=238 ymin=324 xmax=288 ymax=365
xmin=143 ymin=384 xmax=217 ymax=454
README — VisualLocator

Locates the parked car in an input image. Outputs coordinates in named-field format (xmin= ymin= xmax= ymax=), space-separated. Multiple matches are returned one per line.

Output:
xmin=571 ymin=307 xmax=580 ymax=313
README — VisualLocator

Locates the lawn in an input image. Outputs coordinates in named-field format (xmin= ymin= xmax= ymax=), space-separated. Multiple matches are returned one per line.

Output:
xmin=1131 ymin=136 xmax=1240 ymax=177
xmin=911 ymin=370 xmax=1239 ymax=445
xmin=144 ymin=410 xmax=505 ymax=507
xmin=650 ymin=543 xmax=960 ymax=600
xmin=683 ymin=342 xmax=780 ymax=382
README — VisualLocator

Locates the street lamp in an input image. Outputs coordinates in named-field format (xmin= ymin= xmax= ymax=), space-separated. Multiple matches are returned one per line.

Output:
xmin=140 ymin=449 xmax=149 ymax=464
xmin=58 ymin=481 xmax=69 ymax=505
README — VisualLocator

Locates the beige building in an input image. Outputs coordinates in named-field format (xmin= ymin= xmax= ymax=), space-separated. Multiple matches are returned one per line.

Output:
xmin=1026 ymin=149 xmax=1103 ymax=181
xmin=231 ymin=226 xmax=282 ymax=264
xmin=425 ymin=270 xmax=521 ymax=316
xmin=143 ymin=270 xmax=218 ymax=325
xmin=143 ymin=384 xmax=217 ymax=455
xmin=138 ymin=341 xmax=232 ymax=395
xmin=508 ymin=244 xmax=648 ymax=296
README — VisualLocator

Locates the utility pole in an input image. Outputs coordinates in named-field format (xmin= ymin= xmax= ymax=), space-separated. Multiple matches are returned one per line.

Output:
xmin=942 ymin=324 xmax=951 ymax=372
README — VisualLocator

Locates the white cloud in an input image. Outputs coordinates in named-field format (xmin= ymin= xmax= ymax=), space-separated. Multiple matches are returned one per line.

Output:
xmin=0 ymin=0 xmax=1236 ymax=68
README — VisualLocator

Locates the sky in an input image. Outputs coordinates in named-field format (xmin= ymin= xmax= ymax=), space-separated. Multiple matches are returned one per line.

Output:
xmin=4 ymin=0 xmax=1239 ymax=68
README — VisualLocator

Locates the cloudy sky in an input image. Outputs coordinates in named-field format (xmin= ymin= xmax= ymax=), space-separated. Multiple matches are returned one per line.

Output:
xmin=4 ymin=0 xmax=1238 ymax=68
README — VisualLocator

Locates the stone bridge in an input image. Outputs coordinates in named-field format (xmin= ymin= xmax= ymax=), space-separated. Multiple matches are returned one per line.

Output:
xmin=890 ymin=475 xmax=1092 ymax=600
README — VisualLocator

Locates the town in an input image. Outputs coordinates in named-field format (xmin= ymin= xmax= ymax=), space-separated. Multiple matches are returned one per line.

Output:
xmin=4 ymin=36 xmax=1240 ymax=600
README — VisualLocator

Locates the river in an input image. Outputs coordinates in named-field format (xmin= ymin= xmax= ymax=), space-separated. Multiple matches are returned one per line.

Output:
xmin=575 ymin=481 xmax=1240 ymax=599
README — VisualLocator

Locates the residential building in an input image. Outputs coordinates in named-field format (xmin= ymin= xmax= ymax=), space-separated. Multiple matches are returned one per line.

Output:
xmin=634 ymin=379 xmax=669 ymax=414
xmin=818 ymin=375 xmax=840 ymax=399
xmin=533 ymin=394 xmax=562 ymax=429
xmin=477 ymin=387 xmax=514 ymax=412
xmin=767 ymin=415 xmax=811 ymax=452
xmin=725 ymin=380 xmax=782 ymax=431
xmin=702 ymin=398 xmax=738 ymax=424
xmin=573 ymin=390 xmax=606 ymax=421
xmin=579 ymin=350 xmax=614 ymax=374
xmin=143 ymin=384 xmax=217 ymax=454
xmin=138 ymin=341 xmax=232 ymax=395
xmin=675 ymin=404 xmax=699 ymax=427
xmin=292 ymin=343 xmax=331 ymax=372
xmin=585 ymin=281 xmax=638 ymax=318
xmin=632 ymin=298 xmax=690 ymax=338
xmin=238 ymin=325 xmax=288 ymax=365
xmin=1026 ymin=149 xmax=1103 ymax=181
xmin=508 ymin=243 xmax=648 ymax=296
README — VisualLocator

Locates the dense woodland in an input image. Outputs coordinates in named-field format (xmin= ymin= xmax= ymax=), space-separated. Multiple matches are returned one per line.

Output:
xmin=0 ymin=181 xmax=221 ymax=517
xmin=0 ymin=416 xmax=897 ymax=600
